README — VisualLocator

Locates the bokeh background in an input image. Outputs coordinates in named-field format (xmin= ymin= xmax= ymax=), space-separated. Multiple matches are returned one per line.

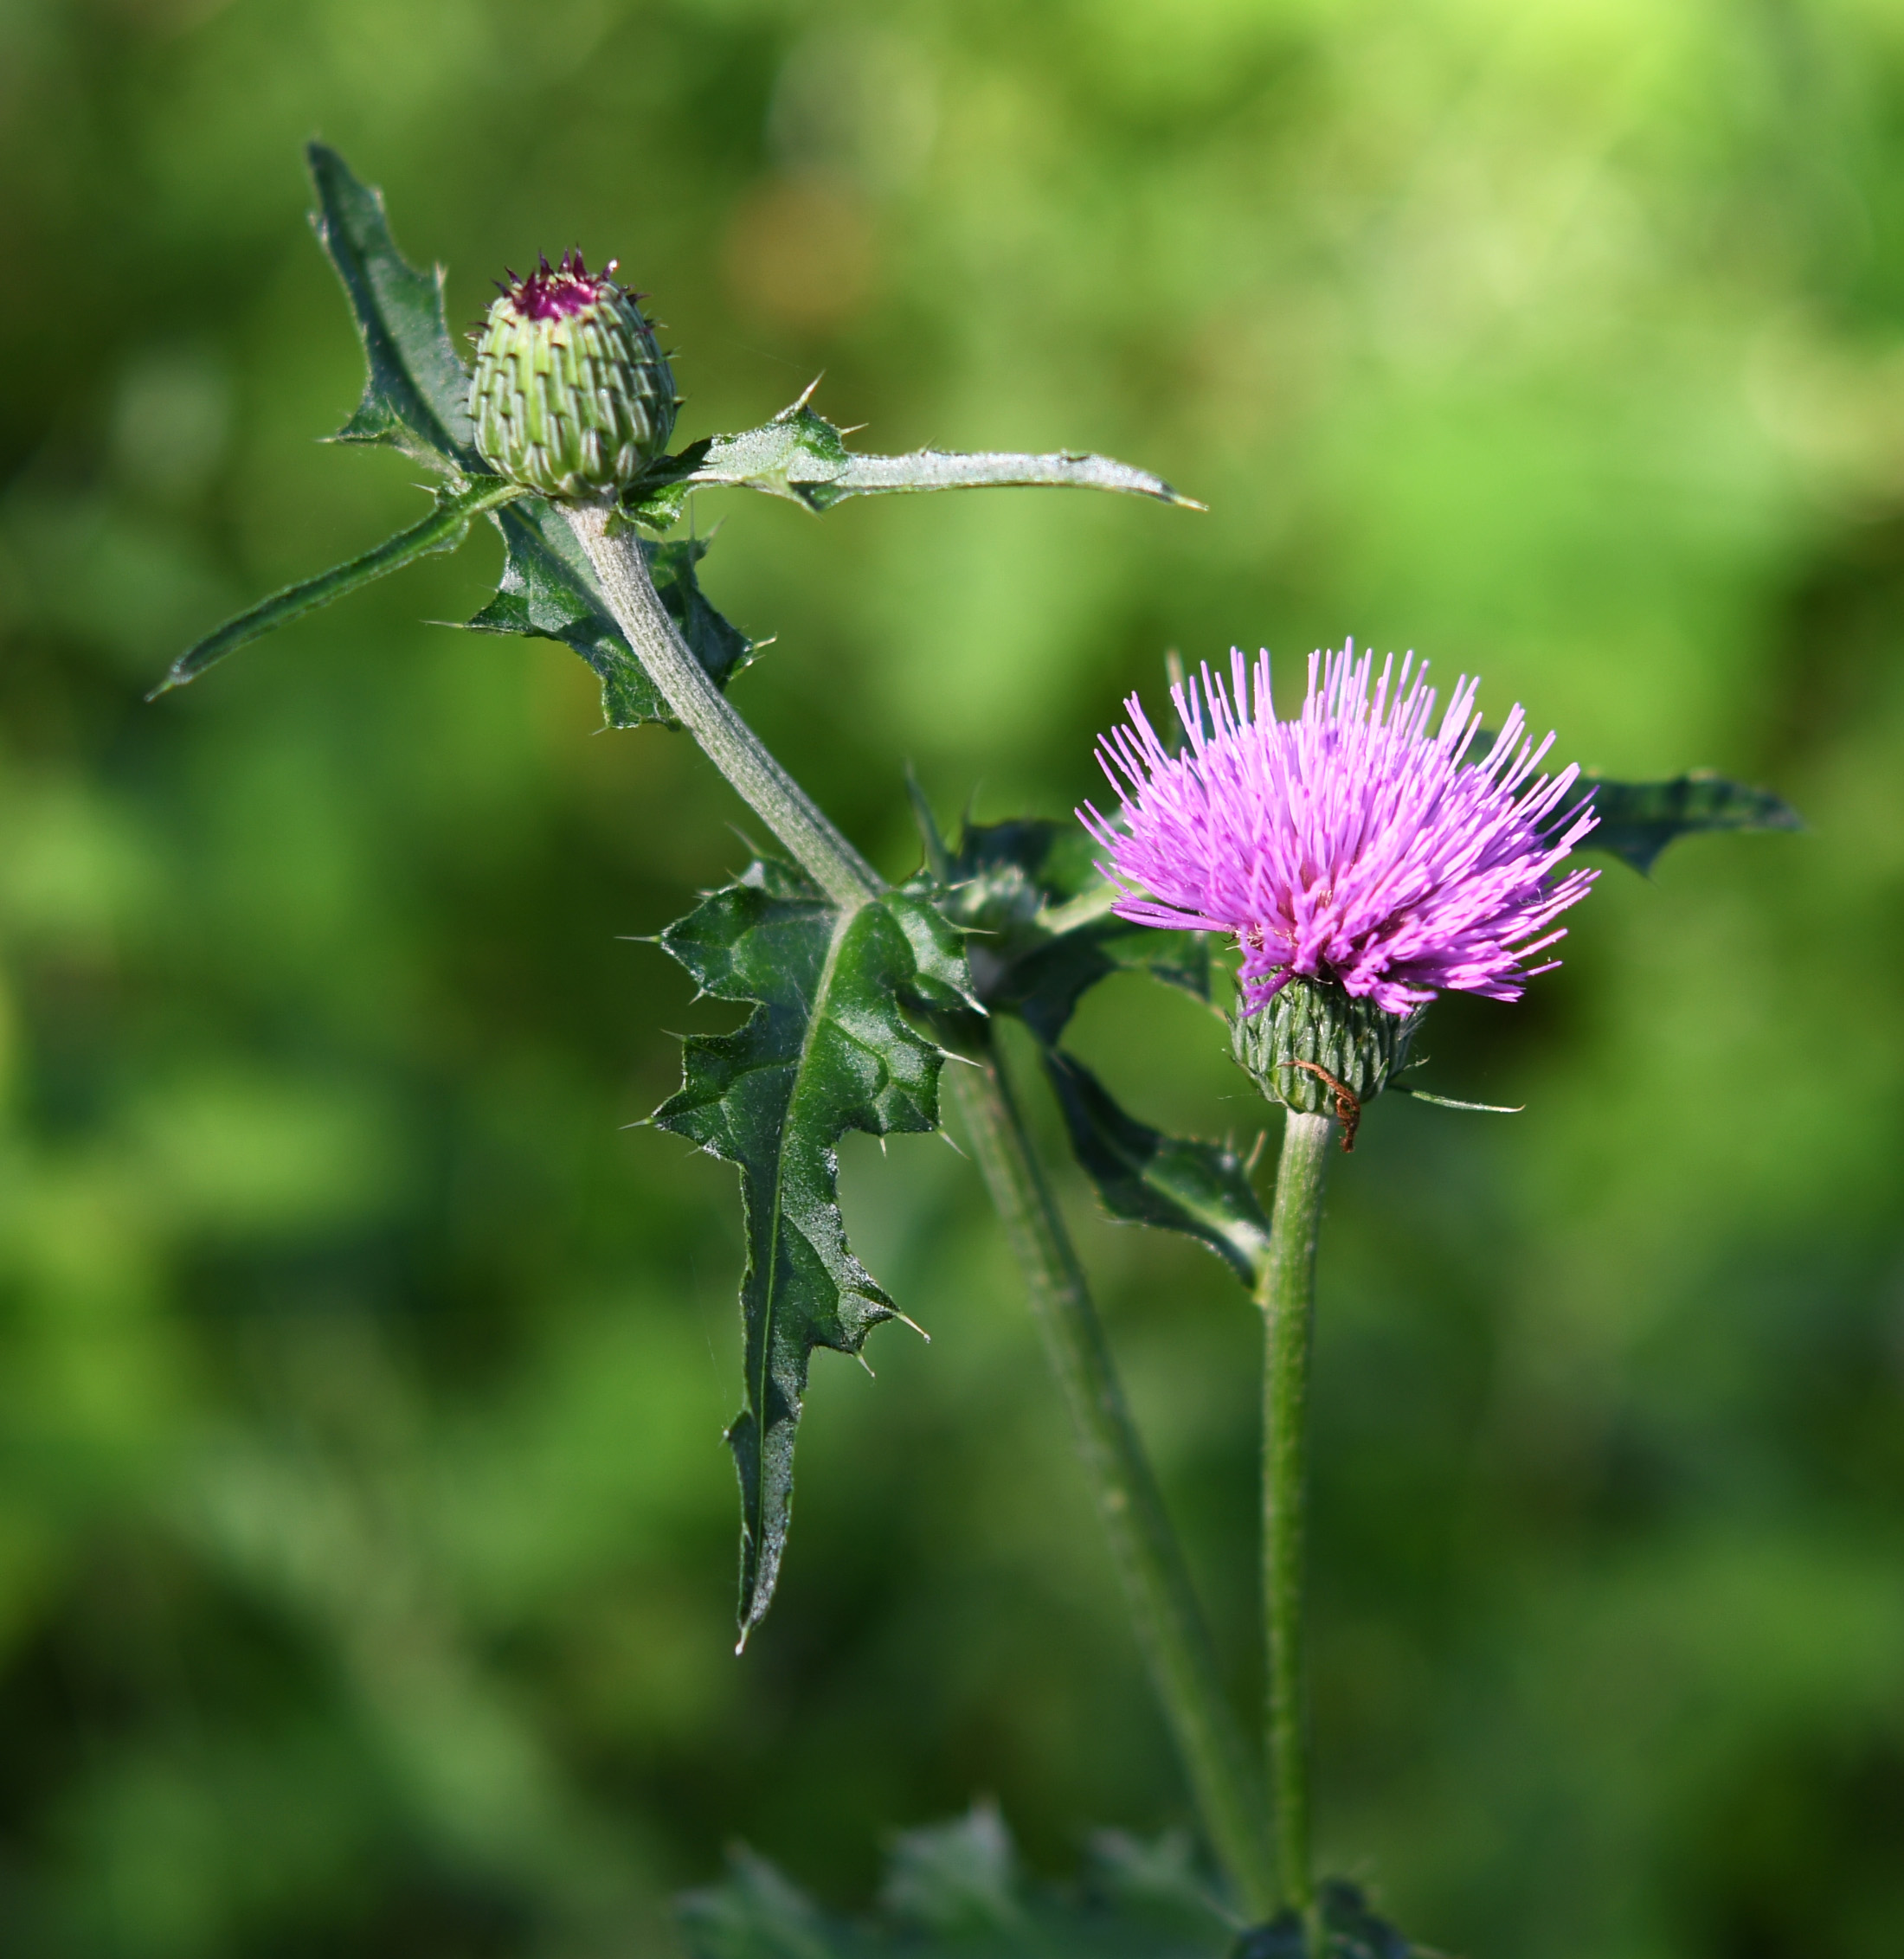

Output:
xmin=3 ymin=1 xmax=1903 ymax=1953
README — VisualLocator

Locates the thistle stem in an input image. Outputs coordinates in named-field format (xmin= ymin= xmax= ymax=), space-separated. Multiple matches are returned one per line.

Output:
xmin=567 ymin=505 xmax=880 ymax=909
xmin=566 ymin=504 xmax=1271 ymax=1915
xmin=1258 ymin=1108 xmax=1333 ymax=1941
xmin=945 ymin=1045 xmax=1275 ymax=1919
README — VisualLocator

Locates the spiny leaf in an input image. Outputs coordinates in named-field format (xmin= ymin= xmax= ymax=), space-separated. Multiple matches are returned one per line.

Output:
xmin=627 ymin=385 xmax=1202 ymax=524
xmin=677 ymin=1805 xmax=1238 ymax=1959
xmin=938 ymin=817 xmax=1209 ymax=1044
xmin=653 ymin=861 xmax=975 ymax=1644
xmin=306 ymin=142 xmax=483 ymax=473
xmin=1043 ymin=1051 xmax=1272 ymax=1288
xmin=1231 ymin=1881 xmax=1418 ymax=1958
xmin=462 ymin=504 xmax=759 ymax=727
xmin=149 ymin=477 xmax=524 ymax=697
xmin=1467 ymin=733 xmax=1800 ymax=879
xmin=1574 ymin=770 xmax=1803 ymax=875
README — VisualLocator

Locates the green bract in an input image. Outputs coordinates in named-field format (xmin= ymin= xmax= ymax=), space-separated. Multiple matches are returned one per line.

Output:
xmin=469 ymin=255 xmax=679 ymax=499
xmin=1232 ymin=978 xmax=1424 ymax=1130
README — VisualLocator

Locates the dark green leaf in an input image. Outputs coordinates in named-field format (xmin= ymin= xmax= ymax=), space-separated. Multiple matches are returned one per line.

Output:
xmin=152 ymin=149 xmax=532 ymax=700
xmin=1232 ymin=1882 xmax=1418 ymax=1959
xmin=1465 ymin=733 xmax=1799 ymax=877
xmin=462 ymin=504 xmax=759 ymax=727
xmin=938 ymin=818 xmax=1209 ymax=1044
xmin=653 ymin=862 xmax=973 ymax=1644
xmin=306 ymin=143 xmax=484 ymax=473
xmin=628 ymin=385 xmax=1202 ymax=522
xmin=907 ymin=805 xmax=1258 ymax=1283
xmin=1574 ymin=771 xmax=1803 ymax=875
xmin=1043 ymin=1050 xmax=1272 ymax=1288
xmin=677 ymin=1806 xmax=1238 ymax=1959
xmin=149 ymin=477 xmax=524 ymax=697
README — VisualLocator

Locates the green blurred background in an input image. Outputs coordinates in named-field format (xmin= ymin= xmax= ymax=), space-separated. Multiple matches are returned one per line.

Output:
xmin=3 ymin=1 xmax=1903 ymax=1952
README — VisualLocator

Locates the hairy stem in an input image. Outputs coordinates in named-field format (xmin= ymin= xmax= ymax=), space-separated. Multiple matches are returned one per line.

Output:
xmin=567 ymin=504 xmax=1270 ymax=1911
xmin=1258 ymin=1109 xmax=1333 ymax=1938
xmin=946 ymin=1047 xmax=1275 ymax=1919
xmin=567 ymin=505 xmax=880 ymax=908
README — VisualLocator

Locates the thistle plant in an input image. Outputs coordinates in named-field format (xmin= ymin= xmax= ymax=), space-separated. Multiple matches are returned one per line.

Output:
xmin=1083 ymin=647 xmax=1603 ymax=1947
xmin=157 ymin=145 xmax=1800 ymax=1956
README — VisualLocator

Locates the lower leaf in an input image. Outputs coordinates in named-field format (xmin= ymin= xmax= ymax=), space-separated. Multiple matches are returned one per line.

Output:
xmin=653 ymin=861 xmax=973 ymax=1644
xmin=1232 ymin=1881 xmax=1418 ymax=1959
xmin=678 ymin=1805 xmax=1238 ymax=1958
xmin=1045 ymin=1050 xmax=1272 ymax=1288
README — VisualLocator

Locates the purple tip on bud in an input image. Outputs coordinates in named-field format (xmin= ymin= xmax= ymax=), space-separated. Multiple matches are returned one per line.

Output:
xmin=503 ymin=251 xmax=614 ymax=322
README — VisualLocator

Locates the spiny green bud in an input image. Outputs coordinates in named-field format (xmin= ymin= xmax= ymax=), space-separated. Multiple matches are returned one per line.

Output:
xmin=469 ymin=252 xmax=679 ymax=501
xmin=1232 ymin=976 xmax=1425 ymax=1148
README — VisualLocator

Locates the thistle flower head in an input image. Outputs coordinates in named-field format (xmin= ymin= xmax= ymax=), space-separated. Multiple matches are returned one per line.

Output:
xmin=1080 ymin=644 xmax=1598 ymax=1018
xmin=470 ymin=251 xmax=678 ymax=500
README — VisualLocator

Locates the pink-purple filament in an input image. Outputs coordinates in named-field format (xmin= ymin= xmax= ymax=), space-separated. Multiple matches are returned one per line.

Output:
xmin=1080 ymin=645 xmax=1598 ymax=1017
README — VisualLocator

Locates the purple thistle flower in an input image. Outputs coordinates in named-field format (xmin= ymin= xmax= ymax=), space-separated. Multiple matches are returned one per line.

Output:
xmin=1079 ymin=643 xmax=1599 ymax=1017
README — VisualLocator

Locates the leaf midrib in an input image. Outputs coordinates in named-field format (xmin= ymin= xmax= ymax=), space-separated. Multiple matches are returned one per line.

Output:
xmin=749 ymin=899 xmax=859 ymax=1618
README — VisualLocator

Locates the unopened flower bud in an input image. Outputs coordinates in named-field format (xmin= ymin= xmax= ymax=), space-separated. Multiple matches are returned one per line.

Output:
xmin=1231 ymin=975 xmax=1423 ymax=1131
xmin=470 ymin=253 xmax=678 ymax=500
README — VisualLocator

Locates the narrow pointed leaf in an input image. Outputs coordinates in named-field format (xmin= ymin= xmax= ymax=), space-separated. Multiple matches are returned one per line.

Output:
xmin=306 ymin=143 xmax=483 ymax=472
xmin=630 ymin=393 xmax=1200 ymax=522
xmin=1390 ymin=1084 xmax=1522 ymax=1114
xmin=1574 ymin=770 xmax=1803 ymax=875
xmin=827 ymin=446 xmax=1200 ymax=504
xmin=463 ymin=502 xmax=760 ymax=726
xmin=1044 ymin=1050 xmax=1271 ymax=1288
xmin=679 ymin=1847 xmax=851 ymax=1959
xmin=150 ymin=477 xmax=524 ymax=697
xmin=678 ymin=1808 xmax=1239 ymax=1959
xmin=653 ymin=861 xmax=972 ymax=1643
